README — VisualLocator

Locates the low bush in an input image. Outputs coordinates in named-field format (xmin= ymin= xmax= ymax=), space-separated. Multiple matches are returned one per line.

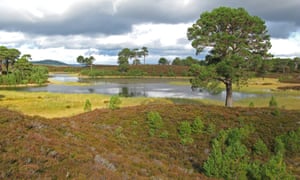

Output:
xmin=84 ymin=99 xmax=92 ymax=112
xmin=203 ymin=127 xmax=295 ymax=179
xmin=206 ymin=123 xmax=216 ymax=134
xmin=253 ymin=138 xmax=269 ymax=155
xmin=147 ymin=111 xmax=163 ymax=137
xmin=277 ymin=128 xmax=300 ymax=155
xmin=269 ymin=96 xmax=278 ymax=108
xmin=178 ymin=121 xmax=193 ymax=145
xmin=109 ymin=96 xmax=122 ymax=110
xmin=191 ymin=116 xmax=204 ymax=134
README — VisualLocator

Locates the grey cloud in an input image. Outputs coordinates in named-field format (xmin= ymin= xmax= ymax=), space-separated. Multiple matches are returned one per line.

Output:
xmin=0 ymin=0 xmax=300 ymax=37
xmin=217 ymin=0 xmax=300 ymax=38
xmin=1 ymin=0 xmax=300 ymax=38
xmin=0 ymin=0 xmax=208 ymax=35
xmin=266 ymin=21 xmax=299 ymax=38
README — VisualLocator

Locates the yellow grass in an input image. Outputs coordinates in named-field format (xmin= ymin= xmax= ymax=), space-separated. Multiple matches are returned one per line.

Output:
xmin=225 ymin=78 xmax=300 ymax=109
xmin=168 ymin=80 xmax=190 ymax=86
xmin=234 ymin=78 xmax=300 ymax=95
xmin=0 ymin=91 xmax=172 ymax=118
xmin=235 ymin=96 xmax=300 ymax=110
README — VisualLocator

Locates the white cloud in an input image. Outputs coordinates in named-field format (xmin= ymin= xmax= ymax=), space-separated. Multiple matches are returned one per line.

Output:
xmin=3 ymin=23 xmax=300 ymax=64
xmin=97 ymin=23 xmax=192 ymax=48
xmin=270 ymin=32 xmax=300 ymax=57
xmin=0 ymin=31 xmax=26 ymax=44
xmin=1 ymin=0 xmax=83 ymax=16
xmin=1 ymin=22 xmax=195 ymax=64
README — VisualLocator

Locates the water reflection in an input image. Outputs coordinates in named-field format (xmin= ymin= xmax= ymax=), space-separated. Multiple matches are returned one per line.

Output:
xmin=119 ymin=87 xmax=132 ymax=97
xmin=8 ymin=74 xmax=262 ymax=101
xmin=49 ymin=74 xmax=78 ymax=82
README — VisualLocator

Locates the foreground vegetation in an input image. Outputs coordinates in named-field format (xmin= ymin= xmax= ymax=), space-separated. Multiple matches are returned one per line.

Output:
xmin=0 ymin=104 xmax=299 ymax=179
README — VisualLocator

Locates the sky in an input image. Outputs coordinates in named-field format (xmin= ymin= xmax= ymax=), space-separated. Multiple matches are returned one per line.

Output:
xmin=1 ymin=0 xmax=300 ymax=65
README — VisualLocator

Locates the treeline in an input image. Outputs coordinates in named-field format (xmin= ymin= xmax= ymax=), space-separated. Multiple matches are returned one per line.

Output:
xmin=158 ymin=56 xmax=200 ymax=66
xmin=266 ymin=57 xmax=300 ymax=73
xmin=0 ymin=46 xmax=48 ymax=85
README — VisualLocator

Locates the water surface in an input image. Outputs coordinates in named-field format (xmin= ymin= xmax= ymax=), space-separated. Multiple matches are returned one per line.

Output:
xmin=11 ymin=74 xmax=260 ymax=101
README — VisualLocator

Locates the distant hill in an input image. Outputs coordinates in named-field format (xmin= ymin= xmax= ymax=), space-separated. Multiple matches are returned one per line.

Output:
xmin=31 ymin=60 xmax=69 ymax=66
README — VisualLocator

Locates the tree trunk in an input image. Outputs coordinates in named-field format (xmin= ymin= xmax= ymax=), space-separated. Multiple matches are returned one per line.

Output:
xmin=0 ymin=61 xmax=2 ymax=75
xmin=225 ymin=81 xmax=233 ymax=107
xmin=5 ymin=59 xmax=9 ymax=75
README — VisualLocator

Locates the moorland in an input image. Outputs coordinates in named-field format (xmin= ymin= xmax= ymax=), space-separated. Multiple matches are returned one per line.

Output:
xmin=1 ymin=6 xmax=300 ymax=178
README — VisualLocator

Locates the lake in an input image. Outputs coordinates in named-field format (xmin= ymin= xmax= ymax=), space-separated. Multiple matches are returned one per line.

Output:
xmin=11 ymin=74 xmax=260 ymax=101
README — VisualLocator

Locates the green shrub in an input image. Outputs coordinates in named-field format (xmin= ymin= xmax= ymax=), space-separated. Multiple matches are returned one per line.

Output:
xmin=247 ymin=154 xmax=295 ymax=180
xmin=159 ymin=131 xmax=169 ymax=138
xmin=29 ymin=66 xmax=49 ymax=84
xmin=277 ymin=128 xmax=300 ymax=154
xmin=269 ymin=96 xmax=278 ymax=108
xmin=206 ymin=123 xmax=216 ymax=134
xmin=147 ymin=111 xmax=163 ymax=137
xmin=271 ymin=108 xmax=281 ymax=116
xmin=167 ymin=70 xmax=175 ymax=77
xmin=84 ymin=99 xmax=92 ymax=112
xmin=191 ymin=116 xmax=204 ymax=134
xmin=80 ymin=69 xmax=119 ymax=77
xmin=274 ymin=137 xmax=286 ymax=155
xmin=109 ymin=96 xmax=122 ymax=110
xmin=203 ymin=128 xmax=249 ymax=179
xmin=249 ymin=101 xmax=254 ymax=107
xmin=178 ymin=121 xmax=193 ymax=145
xmin=127 ymin=69 xmax=146 ymax=76
xmin=203 ymin=127 xmax=295 ymax=179
xmin=261 ymin=153 xmax=295 ymax=179
xmin=253 ymin=139 xmax=269 ymax=155
xmin=247 ymin=161 xmax=263 ymax=180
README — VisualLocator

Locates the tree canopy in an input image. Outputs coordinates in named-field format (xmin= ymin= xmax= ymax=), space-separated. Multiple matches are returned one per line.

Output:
xmin=158 ymin=57 xmax=169 ymax=65
xmin=141 ymin=47 xmax=149 ymax=64
xmin=187 ymin=7 xmax=271 ymax=107
xmin=76 ymin=55 xmax=95 ymax=71
xmin=117 ymin=47 xmax=149 ymax=71
xmin=0 ymin=48 xmax=48 ymax=85
xmin=117 ymin=48 xmax=131 ymax=72
xmin=0 ymin=46 xmax=21 ymax=74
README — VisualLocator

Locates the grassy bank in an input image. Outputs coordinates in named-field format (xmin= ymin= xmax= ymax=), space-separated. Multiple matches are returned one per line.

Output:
xmin=0 ymin=91 xmax=172 ymax=118
xmin=1 ymin=89 xmax=299 ymax=118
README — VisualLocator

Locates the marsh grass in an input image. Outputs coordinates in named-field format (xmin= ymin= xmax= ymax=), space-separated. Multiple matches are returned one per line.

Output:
xmin=168 ymin=80 xmax=190 ymax=86
xmin=235 ymin=96 xmax=300 ymax=110
xmin=233 ymin=78 xmax=300 ymax=95
xmin=0 ymin=91 xmax=172 ymax=118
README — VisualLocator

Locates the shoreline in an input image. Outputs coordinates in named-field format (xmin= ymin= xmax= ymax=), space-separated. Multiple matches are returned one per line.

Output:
xmin=0 ymin=83 xmax=46 ymax=88
xmin=48 ymin=71 xmax=192 ymax=79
